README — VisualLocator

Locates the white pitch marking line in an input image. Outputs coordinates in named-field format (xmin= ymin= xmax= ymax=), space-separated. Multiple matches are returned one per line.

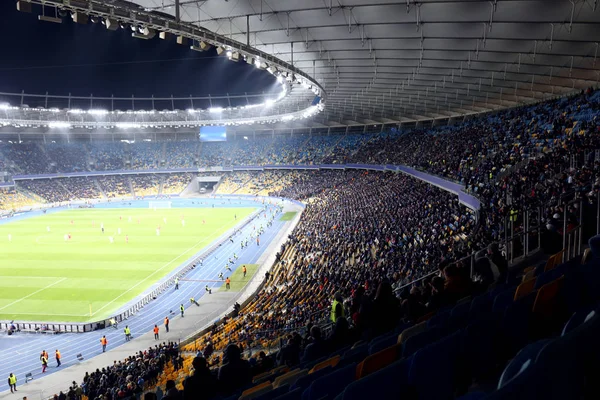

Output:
xmin=90 ymin=220 xmax=235 ymax=317
xmin=0 ymin=277 xmax=67 ymax=312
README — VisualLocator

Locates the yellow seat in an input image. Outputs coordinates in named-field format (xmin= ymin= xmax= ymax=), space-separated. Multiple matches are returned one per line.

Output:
xmin=273 ymin=369 xmax=308 ymax=389
xmin=239 ymin=381 xmax=272 ymax=400
xmin=309 ymin=355 xmax=340 ymax=374
xmin=514 ymin=277 xmax=536 ymax=301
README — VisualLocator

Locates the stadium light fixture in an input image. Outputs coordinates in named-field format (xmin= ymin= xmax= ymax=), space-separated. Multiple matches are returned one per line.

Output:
xmin=208 ymin=107 xmax=224 ymax=113
xmin=38 ymin=7 xmax=63 ymax=24
xmin=132 ymin=27 xmax=155 ymax=40
xmin=16 ymin=1 xmax=32 ymax=13
xmin=87 ymin=109 xmax=109 ymax=116
xmin=48 ymin=121 xmax=71 ymax=128
xmin=226 ymin=50 xmax=233 ymax=58
xmin=103 ymin=18 xmax=119 ymax=31
xmin=190 ymin=41 xmax=212 ymax=52
xmin=71 ymin=12 xmax=88 ymax=24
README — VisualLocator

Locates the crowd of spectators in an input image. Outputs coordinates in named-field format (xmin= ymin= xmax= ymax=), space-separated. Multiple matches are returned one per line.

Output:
xmin=79 ymin=342 xmax=179 ymax=400
xmin=165 ymin=141 xmax=199 ymax=168
xmin=60 ymin=177 xmax=102 ymax=200
xmin=162 ymin=173 xmax=193 ymax=195
xmin=97 ymin=176 xmax=132 ymax=198
xmin=127 ymin=142 xmax=162 ymax=170
xmin=0 ymin=187 xmax=36 ymax=210
xmin=17 ymin=179 xmax=69 ymax=203
xmin=189 ymin=170 xmax=475 ymax=360
xmin=89 ymin=143 xmax=126 ymax=171
xmin=131 ymin=174 xmax=160 ymax=197
xmin=45 ymin=143 xmax=89 ymax=173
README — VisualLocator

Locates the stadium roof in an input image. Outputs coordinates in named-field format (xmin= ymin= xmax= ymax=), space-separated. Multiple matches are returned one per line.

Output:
xmin=131 ymin=0 xmax=600 ymax=125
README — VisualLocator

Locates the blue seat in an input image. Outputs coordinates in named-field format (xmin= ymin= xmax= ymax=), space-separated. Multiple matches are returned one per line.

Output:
xmin=303 ymin=362 xmax=356 ymax=400
xmin=290 ymin=366 xmax=332 ymax=392
xmin=427 ymin=309 xmax=451 ymax=329
xmin=501 ymin=292 xmax=535 ymax=357
xmin=449 ymin=300 xmax=471 ymax=329
xmin=469 ymin=293 xmax=492 ymax=322
xmin=254 ymin=384 xmax=290 ymax=400
xmin=409 ymin=330 xmax=463 ymax=400
xmin=534 ymin=268 xmax=562 ymax=290
xmin=534 ymin=308 xmax=600 ymax=399
xmin=497 ymin=340 xmax=549 ymax=388
xmin=562 ymin=308 xmax=596 ymax=335
xmin=273 ymin=388 xmax=303 ymax=400
xmin=368 ymin=333 xmax=397 ymax=355
xmin=533 ymin=260 xmax=547 ymax=277
xmin=463 ymin=318 xmax=498 ymax=382
xmin=340 ymin=344 xmax=367 ymax=365
xmin=492 ymin=288 xmax=515 ymax=315
xmin=402 ymin=326 xmax=444 ymax=357
xmin=337 ymin=357 xmax=412 ymax=400
xmin=483 ymin=341 xmax=549 ymax=400
xmin=456 ymin=392 xmax=486 ymax=400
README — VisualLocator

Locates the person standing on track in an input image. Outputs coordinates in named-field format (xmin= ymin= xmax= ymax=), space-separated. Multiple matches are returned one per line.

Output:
xmin=55 ymin=349 xmax=61 ymax=367
xmin=242 ymin=265 xmax=247 ymax=278
xmin=164 ymin=316 xmax=169 ymax=332
xmin=8 ymin=373 xmax=17 ymax=393
xmin=153 ymin=325 xmax=159 ymax=340
xmin=100 ymin=336 xmax=108 ymax=352
xmin=41 ymin=354 xmax=48 ymax=373
xmin=180 ymin=304 xmax=185 ymax=317
xmin=225 ymin=277 xmax=231 ymax=290
xmin=124 ymin=326 xmax=132 ymax=341
xmin=175 ymin=277 xmax=179 ymax=290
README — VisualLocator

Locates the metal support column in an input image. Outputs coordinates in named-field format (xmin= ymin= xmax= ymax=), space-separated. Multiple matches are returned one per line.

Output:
xmin=247 ymin=15 xmax=250 ymax=46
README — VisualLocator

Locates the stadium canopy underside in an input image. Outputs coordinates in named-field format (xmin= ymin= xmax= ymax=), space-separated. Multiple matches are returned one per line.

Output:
xmin=131 ymin=0 xmax=600 ymax=126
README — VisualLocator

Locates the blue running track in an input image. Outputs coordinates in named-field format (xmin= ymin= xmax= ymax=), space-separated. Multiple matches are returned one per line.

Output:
xmin=0 ymin=196 xmax=290 ymax=393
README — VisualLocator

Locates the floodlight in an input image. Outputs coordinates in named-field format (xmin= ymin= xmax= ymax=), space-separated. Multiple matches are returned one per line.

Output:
xmin=71 ymin=12 xmax=88 ymax=24
xmin=226 ymin=50 xmax=233 ymax=58
xmin=132 ymin=27 xmax=156 ymax=40
xmin=230 ymin=52 xmax=240 ymax=62
xmin=38 ymin=15 xmax=62 ymax=24
xmin=90 ymin=16 xmax=99 ymax=23
xmin=104 ymin=18 xmax=119 ymax=31
xmin=190 ymin=41 xmax=212 ymax=52
xmin=208 ymin=107 xmax=224 ymax=113
xmin=216 ymin=46 xmax=226 ymax=56
xmin=16 ymin=1 xmax=32 ymax=13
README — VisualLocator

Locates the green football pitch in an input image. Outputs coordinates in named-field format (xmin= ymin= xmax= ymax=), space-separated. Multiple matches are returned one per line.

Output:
xmin=0 ymin=207 xmax=254 ymax=322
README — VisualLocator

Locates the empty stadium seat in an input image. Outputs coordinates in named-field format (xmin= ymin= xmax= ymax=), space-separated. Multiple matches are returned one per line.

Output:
xmin=355 ymin=343 xmax=401 ymax=379
xmin=337 ymin=357 xmax=413 ymax=400
xmin=514 ymin=278 xmax=536 ymax=301
xmin=309 ymin=356 xmax=339 ymax=374
xmin=240 ymin=381 xmax=273 ymax=400
xmin=409 ymin=330 xmax=463 ymax=400
xmin=340 ymin=344 xmax=368 ymax=365
xmin=368 ymin=333 xmax=398 ymax=355
xmin=303 ymin=362 xmax=356 ymax=400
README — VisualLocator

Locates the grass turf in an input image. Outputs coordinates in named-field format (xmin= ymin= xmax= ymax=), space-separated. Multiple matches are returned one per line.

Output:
xmin=0 ymin=207 xmax=254 ymax=322
xmin=221 ymin=263 xmax=259 ymax=292
xmin=279 ymin=212 xmax=297 ymax=221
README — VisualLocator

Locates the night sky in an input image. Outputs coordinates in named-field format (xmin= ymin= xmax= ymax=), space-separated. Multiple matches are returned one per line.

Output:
xmin=0 ymin=1 xmax=277 ymax=103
